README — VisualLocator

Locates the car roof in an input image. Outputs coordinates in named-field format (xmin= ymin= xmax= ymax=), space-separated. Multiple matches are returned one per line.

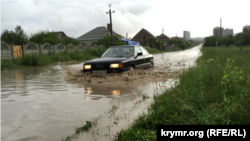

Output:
xmin=110 ymin=45 xmax=135 ymax=48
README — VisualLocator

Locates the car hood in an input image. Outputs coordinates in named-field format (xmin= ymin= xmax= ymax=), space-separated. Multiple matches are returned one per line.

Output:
xmin=85 ymin=57 xmax=128 ymax=64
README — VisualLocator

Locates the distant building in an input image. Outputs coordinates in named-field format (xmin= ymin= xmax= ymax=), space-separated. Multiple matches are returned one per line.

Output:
xmin=243 ymin=25 xmax=250 ymax=30
xmin=213 ymin=26 xmax=224 ymax=37
xmin=156 ymin=33 xmax=169 ymax=43
xmin=53 ymin=31 xmax=71 ymax=39
xmin=170 ymin=36 xmax=184 ymax=41
xmin=131 ymin=28 xmax=155 ymax=45
xmin=77 ymin=24 xmax=123 ymax=46
xmin=183 ymin=31 xmax=190 ymax=40
xmin=223 ymin=28 xmax=233 ymax=37
xmin=213 ymin=26 xmax=233 ymax=37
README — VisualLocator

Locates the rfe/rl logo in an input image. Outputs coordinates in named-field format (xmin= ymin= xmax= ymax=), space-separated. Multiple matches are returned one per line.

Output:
xmin=161 ymin=129 xmax=167 ymax=136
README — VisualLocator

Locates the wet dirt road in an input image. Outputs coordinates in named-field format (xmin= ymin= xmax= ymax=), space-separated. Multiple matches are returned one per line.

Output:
xmin=1 ymin=45 xmax=202 ymax=141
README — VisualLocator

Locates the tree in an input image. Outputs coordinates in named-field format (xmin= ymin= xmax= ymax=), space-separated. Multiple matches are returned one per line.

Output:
xmin=96 ymin=34 xmax=125 ymax=48
xmin=61 ymin=37 xmax=80 ymax=45
xmin=14 ymin=26 xmax=28 ymax=44
xmin=29 ymin=30 xmax=61 ymax=45
xmin=1 ymin=25 xmax=28 ymax=44
xmin=143 ymin=37 xmax=163 ymax=49
xmin=204 ymin=35 xmax=220 ymax=47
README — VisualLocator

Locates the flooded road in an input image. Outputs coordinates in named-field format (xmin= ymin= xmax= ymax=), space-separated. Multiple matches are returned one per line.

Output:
xmin=1 ymin=45 xmax=202 ymax=141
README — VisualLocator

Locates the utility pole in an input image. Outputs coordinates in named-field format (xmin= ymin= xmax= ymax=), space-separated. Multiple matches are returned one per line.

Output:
xmin=162 ymin=26 xmax=164 ymax=42
xmin=126 ymin=33 xmax=128 ymax=39
xmin=106 ymin=4 xmax=115 ymax=47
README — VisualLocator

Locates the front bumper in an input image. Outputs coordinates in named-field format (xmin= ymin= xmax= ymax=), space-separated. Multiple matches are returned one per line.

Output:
xmin=83 ymin=67 xmax=130 ymax=73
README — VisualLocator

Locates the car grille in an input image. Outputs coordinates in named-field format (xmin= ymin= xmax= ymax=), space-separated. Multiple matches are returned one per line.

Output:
xmin=92 ymin=64 xmax=109 ymax=70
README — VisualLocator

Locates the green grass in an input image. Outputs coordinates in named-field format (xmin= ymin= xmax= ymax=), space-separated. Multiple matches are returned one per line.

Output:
xmin=1 ymin=48 xmax=107 ymax=70
xmin=114 ymin=46 xmax=250 ymax=140
xmin=75 ymin=121 xmax=92 ymax=134
xmin=61 ymin=121 xmax=93 ymax=141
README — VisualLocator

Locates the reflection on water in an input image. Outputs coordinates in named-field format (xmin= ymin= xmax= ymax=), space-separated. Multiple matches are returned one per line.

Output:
xmin=15 ymin=71 xmax=26 ymax=93
xmin=111 ymin=90 xmax=122 ymax=95
xmin=86 ymin=87 xmax=93 ymax=94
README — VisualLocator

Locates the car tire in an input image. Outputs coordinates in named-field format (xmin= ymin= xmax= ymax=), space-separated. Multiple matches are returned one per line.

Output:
xmin=150 ymin=62 xmax=154 ymax=68
xmin=130 ymin=66 xmax=134 ymax=71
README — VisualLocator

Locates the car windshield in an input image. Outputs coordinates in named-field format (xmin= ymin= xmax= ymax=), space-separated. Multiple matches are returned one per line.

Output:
xmin=101 ymin=46 xmax=134 ymax=57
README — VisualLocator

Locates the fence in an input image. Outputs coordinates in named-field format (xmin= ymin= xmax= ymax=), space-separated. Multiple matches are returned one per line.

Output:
xmin=1 ymin=41 xmax=104 ymax=60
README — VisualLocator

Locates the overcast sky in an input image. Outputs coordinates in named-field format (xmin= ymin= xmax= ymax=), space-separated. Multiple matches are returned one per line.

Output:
xmin=1 ymin=0 xmax=250 ymax=39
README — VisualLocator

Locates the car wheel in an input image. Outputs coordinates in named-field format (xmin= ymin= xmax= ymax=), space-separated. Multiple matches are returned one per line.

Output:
xmin=150 ymin=62 xmax=154 ymax=68
xmin=130 ymin=66 xmax=134 ymax=71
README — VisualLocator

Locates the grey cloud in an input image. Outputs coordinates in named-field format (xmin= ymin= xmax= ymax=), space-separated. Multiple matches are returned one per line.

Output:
xmin=1 ymin=0 xmax=148 ymax=38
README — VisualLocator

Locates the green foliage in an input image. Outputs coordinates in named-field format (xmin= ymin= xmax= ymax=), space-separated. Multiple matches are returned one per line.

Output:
xmin=1 ymin=25 xmax=28 ymax=44
xmin=167 ymin=38 xmax=191 ymax=50
xmin=61 ymin=37 xmax=80 ymax=45
xmin=142 ymin=37 xmax=163 ymax=49
xmin=115 ymin=128 xmax=156 ymax=141
xmin=204 ymin=28 xmax=250 ymax=47
xmin=235 ymin=28 xmax=250 ymax=46
xmin=75 ymin=121 xmax=92 ymax=134
xmin=167 ymin=38 xmax=180 ymax=45
xmin=29 ymin=30 xmax=61 ymax=45
xmin=1 ymin=26 xmax=80 ymax=45
xmin=203 ymin=35 xmax=222 ymax=47
xmin=96 ymin=34 xmax=125 ymax=48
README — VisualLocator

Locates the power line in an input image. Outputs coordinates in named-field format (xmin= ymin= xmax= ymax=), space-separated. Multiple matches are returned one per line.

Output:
xmin=97 ymin=0 xmax=110 ymax=5
xmin=77 ymin=0 xmax=107 ymax=8
xmin=62 ymin=0 xmax=142 ymax=26
xmin=74 ymin=0 xmax=144 ymax=26
xmin=62 ymin=0 xmax=107 ymax=13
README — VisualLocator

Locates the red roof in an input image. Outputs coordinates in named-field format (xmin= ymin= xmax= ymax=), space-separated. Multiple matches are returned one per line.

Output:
xmin=170 ymin=36 xmax=184 ymax=40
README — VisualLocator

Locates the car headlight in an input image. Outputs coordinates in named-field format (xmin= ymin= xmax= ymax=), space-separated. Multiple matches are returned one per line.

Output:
xmin=110 ymin=63 xmax=123 ymax=68
xmin=84 ymin=65 xmax=91 ymax=69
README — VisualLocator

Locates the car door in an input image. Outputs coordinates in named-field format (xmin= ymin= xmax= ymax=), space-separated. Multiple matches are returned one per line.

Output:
xmin=139 ymin=46 xmax=150 ymax=69
xmin=133 ymin=46 xmax=144 ymax=69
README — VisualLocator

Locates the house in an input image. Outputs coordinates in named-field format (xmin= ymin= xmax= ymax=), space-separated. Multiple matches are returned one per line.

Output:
xmin=131 ymin=28 xmax=155 ymax=45
xmin=77 ymin=24 xmax=123 ymax=46
xmin=156 ymin=33 xmax=169 ymax=43
xmin=171 ymin=36 xmax=184 ymax=41
xmin=53 ymin=31 xmax=71 ymax=39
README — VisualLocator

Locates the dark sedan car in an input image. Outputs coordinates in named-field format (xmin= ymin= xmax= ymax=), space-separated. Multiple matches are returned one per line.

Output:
xmin=83 ymin=45 xmax=154 ymax=74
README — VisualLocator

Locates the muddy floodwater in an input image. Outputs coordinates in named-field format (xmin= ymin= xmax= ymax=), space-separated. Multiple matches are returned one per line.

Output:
xmin=1 ymin=45 xmax=202 ymax=141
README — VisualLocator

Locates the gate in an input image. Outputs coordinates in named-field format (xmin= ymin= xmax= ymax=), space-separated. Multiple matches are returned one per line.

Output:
xmin=13 ymin=45 xmax=23 ymax=58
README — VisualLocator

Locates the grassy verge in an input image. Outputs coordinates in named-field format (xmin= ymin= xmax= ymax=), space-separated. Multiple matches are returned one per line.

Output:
xmin=114 ymin=46 xmax=250 ymax=140
xmin=1 ymin=48 xmax=107 ymax=70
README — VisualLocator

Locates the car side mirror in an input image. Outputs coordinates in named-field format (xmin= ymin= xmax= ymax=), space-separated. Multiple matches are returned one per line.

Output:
xmin=98 ymin=54 xmax=102 ymax=57
xmin=137 ymin=52 xmax=142 ymax=56
xmin=134 ymin=52 xmax=142 ymax=59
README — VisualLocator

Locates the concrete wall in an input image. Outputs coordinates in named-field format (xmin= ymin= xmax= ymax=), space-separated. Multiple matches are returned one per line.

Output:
xmin=1 ymin=41 xmax=14 ymax=59
xmin=1 ymin=42 xmax=103 ymax=60
xmin=68 ymin=44 xmax=76 ymax=52
xmin=40 ymin=43 xmax=54 ymax=55
xmin=54 ymin=43 xmax=66 ymax=54
xmin=23 ymin=42 xmax=40 ymax=56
